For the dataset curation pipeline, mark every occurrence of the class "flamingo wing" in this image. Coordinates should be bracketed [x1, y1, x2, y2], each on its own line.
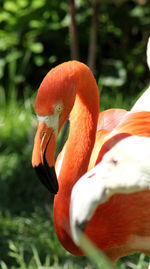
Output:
[88, 108, 127, 170]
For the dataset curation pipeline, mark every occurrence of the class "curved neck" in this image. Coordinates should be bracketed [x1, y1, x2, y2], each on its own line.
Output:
[54, 63, 99, 255]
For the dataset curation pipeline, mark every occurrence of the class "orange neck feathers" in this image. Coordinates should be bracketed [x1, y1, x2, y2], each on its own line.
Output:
[53, 62, 99, 254]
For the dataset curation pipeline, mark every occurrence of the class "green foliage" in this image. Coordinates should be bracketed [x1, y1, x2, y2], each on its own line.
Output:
[0, 210, 63, 266]
[97, 1, 150, 109]
[0, 0, 69, 100]
[0, 210, 95, 268]
[0, 94, 45, 214]
[0, 0, 150, 103]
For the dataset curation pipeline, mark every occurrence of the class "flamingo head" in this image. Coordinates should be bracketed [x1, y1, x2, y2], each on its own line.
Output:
[32, 62, 77, 194]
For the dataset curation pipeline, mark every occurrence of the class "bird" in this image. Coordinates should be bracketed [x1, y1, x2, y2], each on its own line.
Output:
[69, 37, 150, 264]
[32, 55, 150, 262]
[70, 135, 150, 250]
[32, 60, 128, 255]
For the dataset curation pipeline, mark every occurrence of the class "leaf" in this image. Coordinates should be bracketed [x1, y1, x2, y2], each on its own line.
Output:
[4, 1, 18, 13]
[31, 0, 46, 9]
[9, 241, 17, 252]
[99, 60, 127, 87]
[0, 59, 6, 79]
[0, 11, 11, 23]
[28, 42, 44, 54]
[130, 6, 145, 18]
[31, 245, 42, 267]
[29, 20, 45, 29]
[0, 261, 8, 269]
[34, 55, 45, 66]
[6, 51, 22, 62]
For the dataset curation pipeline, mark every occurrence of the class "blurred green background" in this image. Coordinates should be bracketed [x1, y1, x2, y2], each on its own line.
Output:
[0, 0, 150, 268]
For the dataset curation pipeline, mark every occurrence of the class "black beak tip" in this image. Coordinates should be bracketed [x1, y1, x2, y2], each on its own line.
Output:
[34, 133, 59, 194]
[34, 164, 59, 194]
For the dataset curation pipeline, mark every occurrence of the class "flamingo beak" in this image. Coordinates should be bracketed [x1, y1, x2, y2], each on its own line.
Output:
[32, 122, 59, 194]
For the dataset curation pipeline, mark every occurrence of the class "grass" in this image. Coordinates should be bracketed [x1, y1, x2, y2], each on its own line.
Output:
[0, 89, 149, 268]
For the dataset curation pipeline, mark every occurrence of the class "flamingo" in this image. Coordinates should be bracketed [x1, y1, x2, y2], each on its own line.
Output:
[32, 60, 128, 254]
[70, 38, 150, 263]
[32, 47, 150, 263]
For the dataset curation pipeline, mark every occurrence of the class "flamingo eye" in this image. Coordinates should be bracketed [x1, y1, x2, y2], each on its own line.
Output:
[55, 103, 63, 114]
